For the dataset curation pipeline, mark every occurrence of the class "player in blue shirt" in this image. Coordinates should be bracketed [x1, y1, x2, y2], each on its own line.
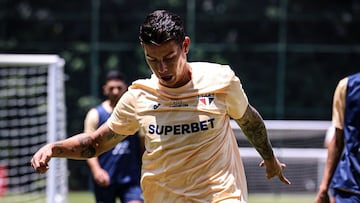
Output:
[84, 70, 143, 203]
[315, 72, 360, 203]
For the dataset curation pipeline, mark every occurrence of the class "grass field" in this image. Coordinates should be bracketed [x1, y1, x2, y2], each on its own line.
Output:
[68, 191, 316, 203]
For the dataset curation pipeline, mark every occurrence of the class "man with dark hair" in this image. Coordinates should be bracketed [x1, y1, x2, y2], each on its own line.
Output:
[31, 10, 290, 203]
[84, 70, 143, 203]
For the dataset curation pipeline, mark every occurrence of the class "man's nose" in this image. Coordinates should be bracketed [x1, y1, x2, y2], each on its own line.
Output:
[158, 61, 168, 73]
[112, 88, 119, 94]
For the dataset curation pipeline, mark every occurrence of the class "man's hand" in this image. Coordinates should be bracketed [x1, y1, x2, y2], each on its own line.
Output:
[93, 168, 111, 187]
[259, 157, 291, 185]
[314, 190, 330, 203]
[30, 143, 53, 173]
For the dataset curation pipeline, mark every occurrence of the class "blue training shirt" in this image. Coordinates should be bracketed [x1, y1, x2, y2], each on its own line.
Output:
[95, 105, 142, 185]
[331, 72, 360, 195]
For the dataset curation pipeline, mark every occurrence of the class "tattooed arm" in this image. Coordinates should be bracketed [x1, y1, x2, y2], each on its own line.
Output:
[235, 105, 291, 184]
[30, 124, 127, 173]
[235, 105, 274, 160]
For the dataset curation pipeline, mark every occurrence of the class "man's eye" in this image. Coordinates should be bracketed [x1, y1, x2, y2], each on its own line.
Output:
[147, 58, 157, 62]
[164, 57, 175, 62]
[110, 87, 122, 91]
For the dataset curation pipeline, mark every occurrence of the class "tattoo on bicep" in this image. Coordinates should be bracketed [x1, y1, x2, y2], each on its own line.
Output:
[106, 131, 126, 141]
[79, 136, 96, 158]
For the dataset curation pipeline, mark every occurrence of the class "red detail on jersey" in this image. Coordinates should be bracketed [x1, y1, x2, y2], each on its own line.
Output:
[199, 98, 207, 105]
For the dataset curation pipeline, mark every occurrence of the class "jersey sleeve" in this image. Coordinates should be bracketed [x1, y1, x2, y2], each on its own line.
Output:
[106, 90, 139, 135]
[226, 74, 249, 119]
[332, 77, 347, 130]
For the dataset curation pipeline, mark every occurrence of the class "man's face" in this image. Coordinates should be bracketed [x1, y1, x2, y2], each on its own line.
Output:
[103, 80, 127, 102]
[142, 37, 190, 88]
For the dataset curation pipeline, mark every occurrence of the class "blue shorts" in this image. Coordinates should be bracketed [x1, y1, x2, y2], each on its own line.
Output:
[333, 188, 360, 203]
[93, 182, 143, 203]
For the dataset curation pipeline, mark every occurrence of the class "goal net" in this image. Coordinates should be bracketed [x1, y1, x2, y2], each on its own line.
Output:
[0, 54, 67, 203]
[232, 119, 331, 195]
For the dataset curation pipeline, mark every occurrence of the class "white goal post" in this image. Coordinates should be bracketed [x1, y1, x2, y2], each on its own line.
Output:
[231, 119, 331, 194]
[0, 54, 67, 203]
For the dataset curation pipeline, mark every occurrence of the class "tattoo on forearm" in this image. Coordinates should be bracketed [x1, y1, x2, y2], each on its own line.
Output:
[237, 106, 274, 160]
[53, 143, 64, 156]
[79, 136, 96, 158]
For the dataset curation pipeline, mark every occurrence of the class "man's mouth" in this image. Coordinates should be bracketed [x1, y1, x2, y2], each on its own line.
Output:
[161, 75, 173, 81]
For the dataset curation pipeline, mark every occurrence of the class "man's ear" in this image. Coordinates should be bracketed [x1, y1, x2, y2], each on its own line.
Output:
[183, 36, 190, 54]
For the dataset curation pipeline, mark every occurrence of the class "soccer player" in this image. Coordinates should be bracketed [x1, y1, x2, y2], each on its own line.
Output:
[31, 10, 290, 203]
[84, 70, 143, 203]
[315, 72, 360, 203]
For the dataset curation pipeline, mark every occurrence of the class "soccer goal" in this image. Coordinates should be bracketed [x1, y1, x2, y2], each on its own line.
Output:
[232, 119, 331, 195]
[0, 54, 67, 203]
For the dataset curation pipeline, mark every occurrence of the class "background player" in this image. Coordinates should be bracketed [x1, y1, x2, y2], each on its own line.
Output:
[315, 72, 360, 203]
[84, 70, 143, 203]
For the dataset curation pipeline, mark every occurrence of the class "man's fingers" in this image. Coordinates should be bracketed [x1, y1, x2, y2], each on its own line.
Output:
[279, 174, 291, 185]
[31, 153, 50, 174]
[278, 163, 291, 184]
[260, 160, 291, 184]
[36, 166, 49, 174]
[31, 161, 49, 173]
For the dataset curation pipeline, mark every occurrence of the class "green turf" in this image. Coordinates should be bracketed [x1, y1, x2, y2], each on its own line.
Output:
[248, 193, 315, 203]
[68, 191, 94, 202]
[68, 191, 315, 203]
[68, 191, 121, 203]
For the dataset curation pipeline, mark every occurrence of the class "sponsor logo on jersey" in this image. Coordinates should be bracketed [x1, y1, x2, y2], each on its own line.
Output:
[170, 100, 188, 107]
[148, 118, 215, 135]
[198, 94, 215, 106]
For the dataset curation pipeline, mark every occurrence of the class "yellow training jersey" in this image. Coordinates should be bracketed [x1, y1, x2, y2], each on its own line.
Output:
[107, 62, 249, 203]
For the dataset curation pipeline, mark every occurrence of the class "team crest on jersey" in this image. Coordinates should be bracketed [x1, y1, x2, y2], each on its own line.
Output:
[198, 94, 215, 106]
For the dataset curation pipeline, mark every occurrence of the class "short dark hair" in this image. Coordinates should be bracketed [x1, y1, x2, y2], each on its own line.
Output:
[105, 70, 125, 83]
[139, 10, 185, 46]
